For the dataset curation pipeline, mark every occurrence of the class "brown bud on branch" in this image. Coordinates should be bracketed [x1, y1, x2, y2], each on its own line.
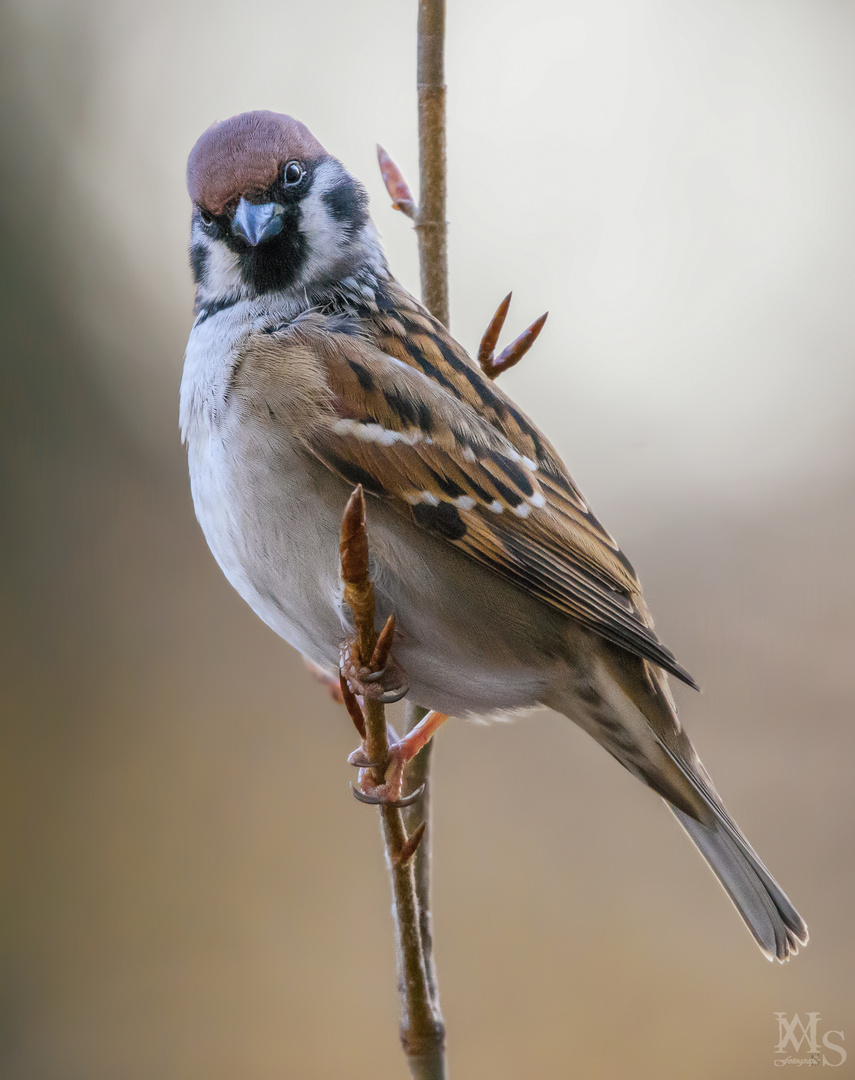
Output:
[377, 145, 417, 219]
[370, 614, 397, 675]
[339, 485, 377, 667]
[395, 819, 427, 866]
[478, 292, 549, 380]
[339, 672, 367, 740]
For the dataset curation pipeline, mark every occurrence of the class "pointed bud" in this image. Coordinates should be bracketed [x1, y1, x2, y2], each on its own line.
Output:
[377, 145, 417, 219]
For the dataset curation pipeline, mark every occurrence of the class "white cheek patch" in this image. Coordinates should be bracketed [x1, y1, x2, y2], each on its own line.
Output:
[299, 159, 348, 283]
[202, 237, 245, 297]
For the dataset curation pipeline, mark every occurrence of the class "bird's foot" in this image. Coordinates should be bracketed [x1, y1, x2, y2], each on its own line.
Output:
[339, 624, 409, 704]
[348, 710, 450, 806]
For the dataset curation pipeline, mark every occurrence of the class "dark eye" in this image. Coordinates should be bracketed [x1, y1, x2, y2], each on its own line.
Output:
[284, 161, 304, 186]
[199, 208, 214, 227]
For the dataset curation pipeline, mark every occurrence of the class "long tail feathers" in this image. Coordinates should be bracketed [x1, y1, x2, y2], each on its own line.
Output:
[669, 803, 808, 961]
[549, 651, 808, 960]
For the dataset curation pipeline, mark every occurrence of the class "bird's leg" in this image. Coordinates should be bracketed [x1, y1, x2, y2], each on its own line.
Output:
[349, 710, 450, 805]
[303, 656, 346, 703]
[339, 613, 409, 704]
[337, 590, 447, 807]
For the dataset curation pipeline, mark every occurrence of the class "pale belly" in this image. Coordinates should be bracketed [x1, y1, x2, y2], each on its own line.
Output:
[186, 411, 559, 717]
[188, 415, 348, 669]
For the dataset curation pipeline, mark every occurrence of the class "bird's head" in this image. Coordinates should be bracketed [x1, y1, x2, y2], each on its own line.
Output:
[187, 110, 382, 305]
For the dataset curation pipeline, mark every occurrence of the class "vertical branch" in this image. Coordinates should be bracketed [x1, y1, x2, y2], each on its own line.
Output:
[416, 0, 449, 328]
[350, 4, 451, 1075]
[381, 803, 445, 1079]
[406, 0, 448, 1053]
[329, 2, 551, 1076]
[400, 706, 439, 1007]
[341, 490, 446, 1079]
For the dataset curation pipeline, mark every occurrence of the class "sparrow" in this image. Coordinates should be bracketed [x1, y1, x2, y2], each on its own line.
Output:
[180, 110, 807, 961]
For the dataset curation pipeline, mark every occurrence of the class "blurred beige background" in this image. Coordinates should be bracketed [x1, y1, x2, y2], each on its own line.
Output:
[1, 1, 853, 1077]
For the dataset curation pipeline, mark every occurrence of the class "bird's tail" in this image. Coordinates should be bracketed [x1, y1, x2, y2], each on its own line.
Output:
[668, 799, 808, 961]
[547, 648, 808, 961]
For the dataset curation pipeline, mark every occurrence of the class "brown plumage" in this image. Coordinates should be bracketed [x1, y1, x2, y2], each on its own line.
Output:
[187, 110, 327, 215]
[252, 287, 697, 688]
[181, 110, 808, 961]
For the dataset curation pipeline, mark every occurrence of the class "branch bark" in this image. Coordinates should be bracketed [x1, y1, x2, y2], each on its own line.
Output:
[340, 490, 446, 1078]
[404, 3, 448, 1072]
[354, 6, 547, 1065]
[416, 0, 449, 329]
[344, 4, 450, 1075]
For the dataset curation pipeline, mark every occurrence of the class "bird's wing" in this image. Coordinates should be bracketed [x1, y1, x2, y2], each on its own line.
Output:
[257, 310, 697, 688]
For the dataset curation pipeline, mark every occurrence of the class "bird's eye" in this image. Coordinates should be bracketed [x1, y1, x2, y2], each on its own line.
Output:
[199, 208, 214, 227]
[284, 161, 304, 186]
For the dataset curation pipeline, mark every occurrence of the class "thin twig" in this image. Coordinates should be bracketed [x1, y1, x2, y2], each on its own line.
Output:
[416, 0, 449, 328]
[402, 5, 449, 1073]
[316, 2, 550, 1075]
[339, 488, 445, 1076]
[400, 706, 441, 1012]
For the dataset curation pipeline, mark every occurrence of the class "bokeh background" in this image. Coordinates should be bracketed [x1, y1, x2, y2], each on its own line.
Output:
[2, 0, 853, 1076]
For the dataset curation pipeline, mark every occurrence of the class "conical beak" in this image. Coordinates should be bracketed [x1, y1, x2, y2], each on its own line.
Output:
[231, 198, 285, 246]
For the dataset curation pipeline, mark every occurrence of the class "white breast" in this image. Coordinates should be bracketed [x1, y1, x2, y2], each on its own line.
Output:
[180, 302, 346, 669]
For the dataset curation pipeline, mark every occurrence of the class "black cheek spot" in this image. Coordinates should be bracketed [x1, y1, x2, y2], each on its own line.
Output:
[411, 501, 467, 541]
[190, 243, 208, 285]
[323, 177, 368, 231]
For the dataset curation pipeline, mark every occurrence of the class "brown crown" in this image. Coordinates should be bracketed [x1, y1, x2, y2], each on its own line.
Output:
[187, 111, 327, 215]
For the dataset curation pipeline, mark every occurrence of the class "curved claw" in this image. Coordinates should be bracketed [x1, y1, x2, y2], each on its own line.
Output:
[350, 782, 426, 808]
[339, 636, 410, 703]
[375, 683, 409, 704]
[351, 783, 387, 805]
[347, 747, 380, 768]
[392, 783, 426, 808]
